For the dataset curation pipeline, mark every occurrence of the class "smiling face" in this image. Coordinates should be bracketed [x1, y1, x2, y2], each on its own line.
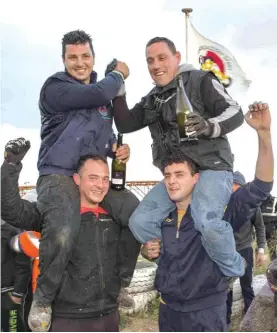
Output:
[146, 41, 181, 87]
[73, 159, 110, 208]
[63, 42, 94, 84]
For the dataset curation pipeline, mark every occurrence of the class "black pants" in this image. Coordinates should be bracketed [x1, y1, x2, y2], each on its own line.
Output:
[35, 175, 81, 306]
[50, 311, 120, 332]
[1, 292, 27, 332]
[226, 246, 254, 324]
[159, 303, 227, 332]
[265, 223, 277, 260]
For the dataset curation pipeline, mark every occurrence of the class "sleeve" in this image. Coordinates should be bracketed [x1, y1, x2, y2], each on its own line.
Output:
[112, 95, 147, 133]
[200, 74, 244, 138]
[1, 161, 41, 231]
[101, 188, 141, 287]
[44, 72, 124, 113]
[12, 253, 31, 296]
[226, 178, 273, 233]
[252, 208, 266, 250]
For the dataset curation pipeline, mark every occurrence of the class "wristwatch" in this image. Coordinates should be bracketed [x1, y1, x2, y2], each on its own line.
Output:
[258, 248, 265, 254]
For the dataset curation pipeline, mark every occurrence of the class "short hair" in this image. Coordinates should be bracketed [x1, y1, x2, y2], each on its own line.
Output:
[146, 37, 177, 54]
[62, 30, 95, 58]
[162, 152, 199, 175]
[76, 155, 108, 174]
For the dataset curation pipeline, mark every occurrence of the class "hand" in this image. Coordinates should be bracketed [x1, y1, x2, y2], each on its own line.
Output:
[141, 238, 161, 260]
[114, 61, 129, 79]
[112, 144, 130, 164]
[9, 292, 22, 304]
[256, 252, 267, 267]
[4, 138, 30, 165]
[185, 112, 213, 138]
[245, 102, 271, 132]
[105, 58, 118, 77]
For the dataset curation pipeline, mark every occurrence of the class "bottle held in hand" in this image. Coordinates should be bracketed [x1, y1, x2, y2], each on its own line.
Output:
[111, 133, 126, 191]
[176, 75, 197, 141]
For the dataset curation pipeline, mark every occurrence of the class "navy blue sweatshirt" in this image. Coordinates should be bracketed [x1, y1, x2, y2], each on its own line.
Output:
[156, 178, 273, 312]
[37, 71, 123, 176]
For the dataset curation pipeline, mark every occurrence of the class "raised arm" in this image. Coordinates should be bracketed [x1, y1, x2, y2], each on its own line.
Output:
[44, 72, 124, 113]
[226, 102, 274, 232]
[1, 138, 41, 231]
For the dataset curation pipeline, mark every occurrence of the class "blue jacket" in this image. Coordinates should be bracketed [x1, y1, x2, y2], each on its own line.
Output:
[155, 178, 273, 312]
[37, 70, 123, 176]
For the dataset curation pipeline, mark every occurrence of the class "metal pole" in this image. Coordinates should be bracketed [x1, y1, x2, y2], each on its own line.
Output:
[182, 8, 193, 62]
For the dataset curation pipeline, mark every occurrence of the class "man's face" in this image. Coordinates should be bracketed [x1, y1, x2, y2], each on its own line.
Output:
[164, 162, 199, 202]
[146, 41, 181, 87]
[73, 159, 110, 207]
[232, 183, 241, 193]
[63, 42, 94, 84]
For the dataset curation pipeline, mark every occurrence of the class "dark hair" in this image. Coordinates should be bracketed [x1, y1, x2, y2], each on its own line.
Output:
[162, 152, 199, 175]
[62, 30, 95, 58]
[77, 155, 108, 173]
[146, 37, 177, 54]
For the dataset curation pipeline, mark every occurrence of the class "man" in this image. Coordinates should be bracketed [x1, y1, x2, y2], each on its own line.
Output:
[261, 194, 277, 260]
[141, 101, 274, 331]
[1, 147, 141, 332]
[1, 219, 32, 332]
[226, 171, 266, 325]
[110, 37, 245, 280]
[33, 29, 131, 330]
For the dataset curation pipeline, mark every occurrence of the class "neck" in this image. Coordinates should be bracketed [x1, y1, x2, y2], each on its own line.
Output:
[81, 200, 99, 210]
[176, 196, 191, 213]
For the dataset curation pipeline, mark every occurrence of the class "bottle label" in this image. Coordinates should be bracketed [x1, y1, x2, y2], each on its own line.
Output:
[112, 178, 123, 185]
[112, 171, 124, 185]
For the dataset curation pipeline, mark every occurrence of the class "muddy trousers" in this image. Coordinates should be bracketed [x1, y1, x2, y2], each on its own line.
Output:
[35, 175, 80, 306]
[50, 310, 120, 332]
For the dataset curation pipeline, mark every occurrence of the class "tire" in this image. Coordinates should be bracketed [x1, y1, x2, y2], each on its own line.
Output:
[232, 274, 267, 302]
[125, 260, 157, 294]
[119, 290, 158, 315]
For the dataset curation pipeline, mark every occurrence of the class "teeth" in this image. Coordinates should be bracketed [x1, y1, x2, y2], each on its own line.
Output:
[156, 72, 165, 76]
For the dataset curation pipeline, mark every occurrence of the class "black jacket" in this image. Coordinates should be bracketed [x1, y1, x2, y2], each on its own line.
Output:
[1, 161, 141, 317]
[113, 65, 244, 171]
[1, 220, 31, 297]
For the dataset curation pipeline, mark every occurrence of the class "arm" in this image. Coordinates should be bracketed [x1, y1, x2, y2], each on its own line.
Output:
[44, 72, 124, 113]
[200, 74, 244, 137]
[101, 188, 141, 286]
[112, 96, 147, 133]
[226, 102, 274, 232]
[1, 161, 41, 231]
[12, 253, 31, 298]
[253, 208, 266, 251]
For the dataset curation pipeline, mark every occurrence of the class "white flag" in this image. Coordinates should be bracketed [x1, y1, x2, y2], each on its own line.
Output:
[187, 19, 251, 91]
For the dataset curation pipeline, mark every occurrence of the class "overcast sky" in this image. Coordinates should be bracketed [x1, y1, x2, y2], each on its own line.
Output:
[1, 0, 277, 195]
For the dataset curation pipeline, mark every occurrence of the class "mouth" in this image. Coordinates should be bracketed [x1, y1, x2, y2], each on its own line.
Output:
[91, 190, 104, 196]
[74, 69, 86, 75]
[154, 71, 166, 77]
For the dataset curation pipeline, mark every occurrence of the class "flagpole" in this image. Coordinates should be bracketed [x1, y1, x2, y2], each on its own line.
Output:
[182, 8, 193, 62]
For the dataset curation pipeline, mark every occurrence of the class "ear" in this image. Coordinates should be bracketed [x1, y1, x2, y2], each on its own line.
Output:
[194, 172, 200, 185]
[176, 51, 181, 64]
[73, 173, 80, 186]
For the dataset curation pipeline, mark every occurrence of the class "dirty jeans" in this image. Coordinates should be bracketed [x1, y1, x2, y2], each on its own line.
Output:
[35, 175, 80, 306]
[129, 170, 244, 277]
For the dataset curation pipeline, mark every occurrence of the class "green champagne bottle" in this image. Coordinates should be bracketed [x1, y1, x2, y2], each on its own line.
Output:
[176, 75, 196, 140]
[111, 133, 126, 191]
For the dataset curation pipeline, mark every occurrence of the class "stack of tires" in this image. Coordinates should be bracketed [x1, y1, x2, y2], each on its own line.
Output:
[120, 259, 158, 314]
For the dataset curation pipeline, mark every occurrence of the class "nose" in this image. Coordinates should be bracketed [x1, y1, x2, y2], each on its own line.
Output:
[95, 177, 105, 189]
[168, 175, 176, 185]
[76, 57, 84, 68]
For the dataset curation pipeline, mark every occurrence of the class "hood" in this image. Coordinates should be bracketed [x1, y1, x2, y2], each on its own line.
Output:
[177, 63, 197, 75]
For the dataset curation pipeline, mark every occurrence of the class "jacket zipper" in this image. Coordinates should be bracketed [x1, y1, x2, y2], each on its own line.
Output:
[95, 219, 105, 316]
